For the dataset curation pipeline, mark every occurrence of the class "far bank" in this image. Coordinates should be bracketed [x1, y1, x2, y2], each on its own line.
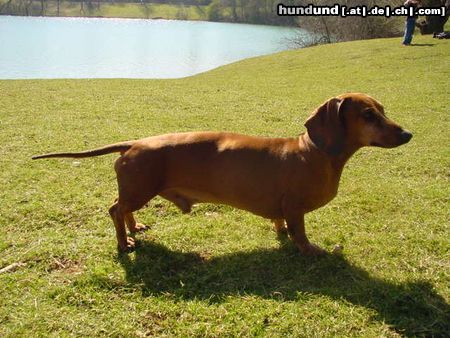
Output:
[0, 0, 296, 26]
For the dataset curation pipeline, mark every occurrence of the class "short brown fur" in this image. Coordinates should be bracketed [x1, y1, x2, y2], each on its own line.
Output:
[33, 93, 412, 255]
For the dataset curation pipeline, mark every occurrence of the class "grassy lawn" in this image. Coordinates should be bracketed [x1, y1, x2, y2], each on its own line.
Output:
[0, 35, 449, 336]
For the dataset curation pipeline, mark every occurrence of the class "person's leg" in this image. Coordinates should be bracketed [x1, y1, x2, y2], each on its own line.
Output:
[403, 18, 416, 45]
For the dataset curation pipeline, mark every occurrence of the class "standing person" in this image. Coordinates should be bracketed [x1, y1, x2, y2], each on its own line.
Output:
[403, 0, 421, 45]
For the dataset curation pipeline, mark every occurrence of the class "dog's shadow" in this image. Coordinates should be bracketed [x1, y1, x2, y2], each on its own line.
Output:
[117, 239, 449, 336]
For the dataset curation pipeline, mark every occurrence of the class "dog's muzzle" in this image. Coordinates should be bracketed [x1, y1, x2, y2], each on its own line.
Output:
[398, 130, 413, 145]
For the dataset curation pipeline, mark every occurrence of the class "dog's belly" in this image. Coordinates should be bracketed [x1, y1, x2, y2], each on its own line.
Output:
[159, 186, 284, 219]
[153, 140, 292, 219]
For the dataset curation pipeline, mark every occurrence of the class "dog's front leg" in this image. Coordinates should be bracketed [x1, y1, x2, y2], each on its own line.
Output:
[285, 214, 327, 256]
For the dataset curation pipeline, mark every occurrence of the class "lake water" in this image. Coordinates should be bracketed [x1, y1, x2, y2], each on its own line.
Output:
[0, 16, 302, 79]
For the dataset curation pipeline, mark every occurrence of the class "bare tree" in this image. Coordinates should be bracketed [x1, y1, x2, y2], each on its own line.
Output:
[0, 0, 12, 13]
[140, 0, 153, 19]
[293, 0, 402, 47]
[40, 0, 45, 15]
[80, 0, 85, 15]
[25, 0, 33, 15]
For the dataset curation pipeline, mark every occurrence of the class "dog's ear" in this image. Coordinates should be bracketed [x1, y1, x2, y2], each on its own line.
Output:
[304, 97, 347, 155]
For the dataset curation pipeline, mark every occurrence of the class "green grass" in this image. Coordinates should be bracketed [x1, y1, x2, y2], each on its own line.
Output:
[1, 35, 449, 336]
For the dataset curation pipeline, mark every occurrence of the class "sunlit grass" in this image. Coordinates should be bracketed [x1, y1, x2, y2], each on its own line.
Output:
[0, 35, 449, 336]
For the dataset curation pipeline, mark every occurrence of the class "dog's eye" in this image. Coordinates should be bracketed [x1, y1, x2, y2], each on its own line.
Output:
[362, 110, 377, 122]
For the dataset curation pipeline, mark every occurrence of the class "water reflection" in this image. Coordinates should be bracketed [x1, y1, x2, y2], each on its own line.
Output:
[0, 16, 304, 79]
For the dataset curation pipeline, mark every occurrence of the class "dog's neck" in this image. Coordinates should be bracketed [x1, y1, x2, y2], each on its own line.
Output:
[332, 144, 361, 169]
[301, 132, 360, 171]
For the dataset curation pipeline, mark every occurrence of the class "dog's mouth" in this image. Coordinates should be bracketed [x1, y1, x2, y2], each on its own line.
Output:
[370, 141, 383, 147]
[370, 130, 413, 148]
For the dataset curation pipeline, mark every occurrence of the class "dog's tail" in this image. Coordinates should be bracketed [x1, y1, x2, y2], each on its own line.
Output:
[32, 141, 134, 160]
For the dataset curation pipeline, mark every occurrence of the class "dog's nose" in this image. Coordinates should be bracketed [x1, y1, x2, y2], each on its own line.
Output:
[399, 130, 413, 144]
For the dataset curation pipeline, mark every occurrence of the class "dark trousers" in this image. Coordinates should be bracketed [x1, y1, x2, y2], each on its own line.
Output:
[403, 18, 416, 45]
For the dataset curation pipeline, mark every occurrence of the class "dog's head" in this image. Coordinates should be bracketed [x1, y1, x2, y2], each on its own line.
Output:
[305, 93, 412, 155]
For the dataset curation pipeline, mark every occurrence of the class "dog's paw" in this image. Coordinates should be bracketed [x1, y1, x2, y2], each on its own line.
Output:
[119, 237, 137, 253]
[272, 220, 287, 234]
[130, 223, 148, 233]
[299, 243, 327, 256]
[273, 224, 288, 235]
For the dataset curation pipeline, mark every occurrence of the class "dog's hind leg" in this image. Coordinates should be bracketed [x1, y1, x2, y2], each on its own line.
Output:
[109, 202, 135, 252]
[124, 212, 148, 233]
[272, 219, 287, 234]
[111, 150, 163, 251]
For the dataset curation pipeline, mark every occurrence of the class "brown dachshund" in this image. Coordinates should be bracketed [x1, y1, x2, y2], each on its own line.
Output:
[33, 93, 412, 256]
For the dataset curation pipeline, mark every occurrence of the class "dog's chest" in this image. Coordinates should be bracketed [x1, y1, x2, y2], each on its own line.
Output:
[291, 167, 340, 213]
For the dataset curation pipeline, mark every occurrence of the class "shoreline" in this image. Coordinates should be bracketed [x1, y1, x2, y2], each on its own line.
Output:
[0, 13, 295, 28]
